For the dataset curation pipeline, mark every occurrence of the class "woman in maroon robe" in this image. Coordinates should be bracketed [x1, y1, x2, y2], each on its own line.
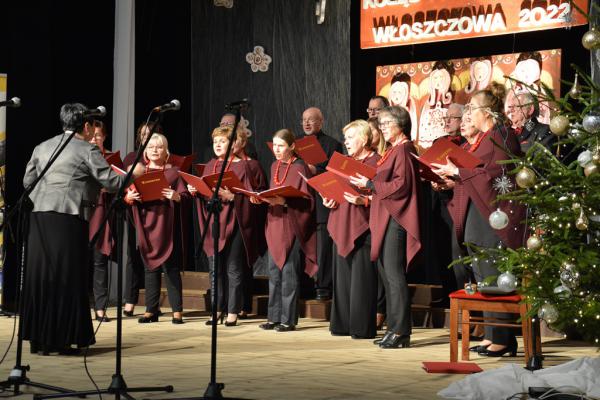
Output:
[88, 120, 115, 322]
[122, 122, 163, 317]
[351, 106, 421, 349]
[432, 84, 526, 357]
[257, 129, 317, 332]
[189, 126, 267, 326]
[324, 120, 380, 339]
[125, 133, 189, 324]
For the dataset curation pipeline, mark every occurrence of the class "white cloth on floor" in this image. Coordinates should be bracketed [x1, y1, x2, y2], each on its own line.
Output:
[438, 357, 600, 399]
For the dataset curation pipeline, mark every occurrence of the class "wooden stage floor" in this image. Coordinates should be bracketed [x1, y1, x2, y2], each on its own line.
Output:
[0, 309, 596, 399]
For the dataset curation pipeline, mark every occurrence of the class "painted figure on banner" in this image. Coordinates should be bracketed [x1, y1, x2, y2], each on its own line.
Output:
[506, 51, 551, 124]
[418, 61, 454, 149]
[387, 72, 418, 143]
[465, 56, 493, 94]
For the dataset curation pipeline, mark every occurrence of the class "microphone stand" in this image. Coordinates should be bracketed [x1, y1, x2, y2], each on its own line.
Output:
[172, 102, 248, 400]
[34, 111, 174, 400]
[0, 131, 82, 396]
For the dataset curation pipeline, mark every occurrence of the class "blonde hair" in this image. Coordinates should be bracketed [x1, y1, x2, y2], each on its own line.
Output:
[144, 133, 170, 163]
[343, 119, 372, 150]
[367, 117, 387, 155]
[211, 126, 247, 145]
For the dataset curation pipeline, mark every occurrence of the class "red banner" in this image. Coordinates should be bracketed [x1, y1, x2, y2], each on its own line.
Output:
[375, 49, 562, 148]
[361, 0, 588, 49]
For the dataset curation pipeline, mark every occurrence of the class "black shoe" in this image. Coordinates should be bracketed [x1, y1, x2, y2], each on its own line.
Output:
[138, 313, 159, 323]
[224, 319, 238, 327]
[379, 334, 410, 349]
[274, 324, 296, 332]
[123, 309, 134, 317]
[95, 312, 111, 322]
[259, 322, 279, 330]
[478, 343, 517, 357]
[172, 317, 184, 324]
[373, 331, 393, 345]
[205, 313, 224, 325]
[315, 289, 331, 301]
[469, 344, 489, 353]
[238, 311, 249, 320]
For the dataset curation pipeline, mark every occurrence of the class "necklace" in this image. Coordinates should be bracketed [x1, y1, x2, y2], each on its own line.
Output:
[145, 163, 166, 173]
[462, 130, 489, 153]
[273, 157, 296, 186]
[212, 156, 235, 174]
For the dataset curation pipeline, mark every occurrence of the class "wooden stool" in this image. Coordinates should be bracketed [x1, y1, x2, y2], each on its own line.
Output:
[449, 289, 541, 363]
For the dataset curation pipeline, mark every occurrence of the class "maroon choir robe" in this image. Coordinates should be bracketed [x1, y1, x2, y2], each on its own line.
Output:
[88, 190, 114, 256]
[131, 167, 189, 270]
[197, 159, 267, 266]
[447, 126, 526, 250]
[369, 142, 422, 269]
[327, 152, 380, 257]
[265, 159, 318, 276]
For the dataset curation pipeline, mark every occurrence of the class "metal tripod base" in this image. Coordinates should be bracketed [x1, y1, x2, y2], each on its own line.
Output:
[161, 381, 250, 400]
[526, 355, 544, 371]
[0, 364, 75, 396]
[32, 373, 173, 400]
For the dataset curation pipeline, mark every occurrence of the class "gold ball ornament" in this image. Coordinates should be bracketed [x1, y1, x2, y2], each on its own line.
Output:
[550, 115, 570, 136]
[516, 167, 536, 188]
[584, 163, 599, 177]
[526, 235, 542, 251]
[576, 215, 589, 230]
[582, 28, 600, 50]
[592, 152, 600, 166]
[569, 73, 583, 99]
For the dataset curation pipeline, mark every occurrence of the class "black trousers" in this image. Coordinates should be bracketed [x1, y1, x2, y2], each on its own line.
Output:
[267, 240, 302, 326]
[315, 222, 333, 291]
[330, 233, 377, 338]
[124, 217, 144, 305]
[376, 273, 386, 314]
[377, 219, 411, 337]
[464, 203, 516, 346]
[208, 226, 245, 314]
[144, 260, 183, 314]
[92, 248, 109, 311]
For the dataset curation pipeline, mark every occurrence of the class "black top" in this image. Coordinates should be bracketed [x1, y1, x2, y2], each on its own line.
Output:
[517, 117, 555, 154]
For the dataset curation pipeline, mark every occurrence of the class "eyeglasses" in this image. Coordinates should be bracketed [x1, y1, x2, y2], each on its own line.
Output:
[378, 120, 396, 128]
[443, 116, 461, 122]
[301, 118, 319, 124]
[220, 121, 234, 127]
[366, 107, 382, 113]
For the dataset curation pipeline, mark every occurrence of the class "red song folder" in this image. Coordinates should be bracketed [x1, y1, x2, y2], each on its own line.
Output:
[232, 186, 309, 201]
[169, 153, 195, 173]
[132, 170, 171, 202]
[194, 163, 206, 176]
[413, 138, 483, 182]
[305, 171, 360, 204]
[326, 151, 377, 180]
[294, 135, 328, 165]
[178, 171, 213, 198]
[104, 150, 124, 170]
[421, 361, 482, 374]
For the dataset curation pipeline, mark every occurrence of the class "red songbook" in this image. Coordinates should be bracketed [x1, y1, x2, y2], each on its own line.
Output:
[233, 186, 309, 201]
[294, 135, 328, 165]
[133, 170, 171, 202]
[194, 163, 206, 176]
[105, 151, 124, 170]
[169, 153, 195, 173]
[326, 151, 377, 180]
[413, 138, 483, 182]
[305, 171, 360, 204]
[202, 171, 246, 192]
[421, 361, 482, 374]
[178, 171, 213, 198]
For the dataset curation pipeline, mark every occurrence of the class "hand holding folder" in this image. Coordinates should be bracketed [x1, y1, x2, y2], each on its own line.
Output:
[178, 170, 245, 198]
[303, 171, 360, 204]
[413, 138, 483, 182]
[111, 165, 171, 202]
[232, 185, 309, 202]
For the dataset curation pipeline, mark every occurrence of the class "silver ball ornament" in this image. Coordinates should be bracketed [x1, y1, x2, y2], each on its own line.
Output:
[549, 115, 570, 136]
[582, 28, 600, 50]
[569, 123, 585, 139]
[553, 284, 572, 299]
[582, 112, 600, 134]
[538, 303, 559, 324]
[489, 208, 509, 230]
[516, 167, 536, 189]
[560, 262, 580, 289]
[578, 150, 593, 167]
[526, 235, 542, 251]
[497, 272, 518, 290]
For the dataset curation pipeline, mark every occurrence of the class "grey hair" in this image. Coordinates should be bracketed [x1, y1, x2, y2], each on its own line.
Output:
[60, 103, 89, 132]
[517, 91, 539, 118]
[378, 105, 412, 139]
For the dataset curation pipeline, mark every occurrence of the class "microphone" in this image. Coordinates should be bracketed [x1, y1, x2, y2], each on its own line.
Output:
[81, 106, 107, 118]
[153, 99, 181, 113]
[225, 99, 251, 111]
[0, 97, 21, 108]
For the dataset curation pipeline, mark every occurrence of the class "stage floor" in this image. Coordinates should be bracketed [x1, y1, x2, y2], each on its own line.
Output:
[0, 309, 596, 399]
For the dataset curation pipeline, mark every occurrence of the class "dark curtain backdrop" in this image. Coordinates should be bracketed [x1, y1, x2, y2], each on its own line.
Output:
[190, 0, 351, 170]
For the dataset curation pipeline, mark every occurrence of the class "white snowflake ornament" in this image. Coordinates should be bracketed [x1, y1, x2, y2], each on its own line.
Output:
[246, 46, 272, 73]
[493, 175, 514, 195]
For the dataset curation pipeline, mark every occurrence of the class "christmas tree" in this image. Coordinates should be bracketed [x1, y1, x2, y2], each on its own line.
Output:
[458, 12, 600, 346]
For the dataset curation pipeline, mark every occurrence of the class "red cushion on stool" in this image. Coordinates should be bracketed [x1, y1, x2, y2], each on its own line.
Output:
[449, 289, 522, 303]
